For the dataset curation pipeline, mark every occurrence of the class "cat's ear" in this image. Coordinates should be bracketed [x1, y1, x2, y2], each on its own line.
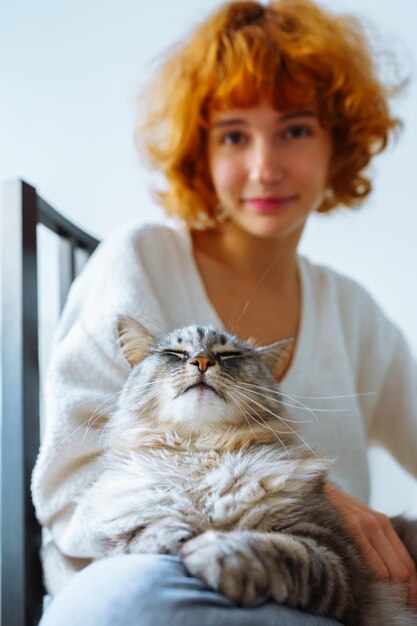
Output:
[116, 316, 156, 368]
[256, 338, 295, 381]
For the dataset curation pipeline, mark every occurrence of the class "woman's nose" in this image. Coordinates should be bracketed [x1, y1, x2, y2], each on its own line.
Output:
[249, 141, 284, 185]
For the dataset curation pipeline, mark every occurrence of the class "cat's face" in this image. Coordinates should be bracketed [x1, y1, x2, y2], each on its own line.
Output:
[116, 317, 292, 436]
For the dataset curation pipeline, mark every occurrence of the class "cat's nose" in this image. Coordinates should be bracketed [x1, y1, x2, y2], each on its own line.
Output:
[190, 355, 215, 373]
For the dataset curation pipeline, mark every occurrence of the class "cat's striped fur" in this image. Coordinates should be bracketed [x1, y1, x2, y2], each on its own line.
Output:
[79, 318, 417, 625]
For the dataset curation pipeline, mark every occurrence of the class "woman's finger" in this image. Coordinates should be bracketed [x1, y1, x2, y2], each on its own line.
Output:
[345, 513, 390, 579]
[325, 482, 417, 609]
[379, 521, 417, 611]
[378, 519, 417, 581]
[352, 512, 417, 610]
[364, 519, 411, 579]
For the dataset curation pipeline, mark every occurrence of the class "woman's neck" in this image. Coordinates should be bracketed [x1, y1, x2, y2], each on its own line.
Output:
[191, 219, 302, 286]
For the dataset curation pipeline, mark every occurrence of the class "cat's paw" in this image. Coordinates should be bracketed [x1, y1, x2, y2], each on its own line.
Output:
[179, 530, 277, 606]
[129, 516, 200, 555]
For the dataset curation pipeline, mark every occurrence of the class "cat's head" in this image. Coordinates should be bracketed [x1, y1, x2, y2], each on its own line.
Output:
[115, 316, 293, 439]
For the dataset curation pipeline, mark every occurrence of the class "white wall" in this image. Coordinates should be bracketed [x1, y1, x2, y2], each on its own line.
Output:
[1, 0, 416, 514]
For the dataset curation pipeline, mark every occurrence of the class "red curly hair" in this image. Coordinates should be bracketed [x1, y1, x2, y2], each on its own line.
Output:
[138, 0, 403, 227]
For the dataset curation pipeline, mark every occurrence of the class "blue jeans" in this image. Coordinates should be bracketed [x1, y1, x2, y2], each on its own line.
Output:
[40, 554, 341, 626]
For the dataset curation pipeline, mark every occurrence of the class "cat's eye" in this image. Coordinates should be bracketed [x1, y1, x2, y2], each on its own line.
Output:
[217, 351, 244, 361]
[161, 350, 188, 360]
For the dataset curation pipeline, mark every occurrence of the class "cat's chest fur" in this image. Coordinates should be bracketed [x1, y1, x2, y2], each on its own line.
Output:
[99, 442, 326, 533]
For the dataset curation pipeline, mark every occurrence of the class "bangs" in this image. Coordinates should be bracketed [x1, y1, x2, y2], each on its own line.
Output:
[204, 24, 318, 117]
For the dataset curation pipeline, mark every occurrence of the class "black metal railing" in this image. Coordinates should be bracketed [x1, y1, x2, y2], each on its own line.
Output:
[1, 180, 99, 626]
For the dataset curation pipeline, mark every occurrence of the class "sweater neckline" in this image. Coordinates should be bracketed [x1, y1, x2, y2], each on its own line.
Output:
[177, 223, 312, 387]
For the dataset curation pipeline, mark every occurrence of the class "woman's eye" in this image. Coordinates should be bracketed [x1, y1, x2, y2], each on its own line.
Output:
[282, 125, 312, 140]
[221, 131, 246, 146]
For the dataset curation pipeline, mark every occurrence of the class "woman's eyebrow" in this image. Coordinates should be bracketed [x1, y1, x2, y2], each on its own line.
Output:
[211, 118, 248, 128]
[211, 109, 318, 128]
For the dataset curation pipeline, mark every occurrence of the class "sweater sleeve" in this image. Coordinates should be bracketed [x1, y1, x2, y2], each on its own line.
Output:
[324, 267, 417, 483]
[367, 323, 417, 479]
[31, 222, 172, 567]
[31, 320, 127, 559]
[347, 277, 417, 478]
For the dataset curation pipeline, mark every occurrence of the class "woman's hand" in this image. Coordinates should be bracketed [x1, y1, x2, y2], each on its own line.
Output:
[324, 481, 417, 611]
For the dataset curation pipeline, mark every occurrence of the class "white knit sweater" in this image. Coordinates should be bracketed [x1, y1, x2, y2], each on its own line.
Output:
[31, 220, 417, 596]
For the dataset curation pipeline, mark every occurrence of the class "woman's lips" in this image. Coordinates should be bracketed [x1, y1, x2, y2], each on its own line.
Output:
[244, 196, 297, 213]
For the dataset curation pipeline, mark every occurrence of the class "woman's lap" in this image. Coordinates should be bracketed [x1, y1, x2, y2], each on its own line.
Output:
[40, 554, 341, 626]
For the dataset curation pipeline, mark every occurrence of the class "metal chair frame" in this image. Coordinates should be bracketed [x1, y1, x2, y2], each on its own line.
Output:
[1, 179, 99, 626]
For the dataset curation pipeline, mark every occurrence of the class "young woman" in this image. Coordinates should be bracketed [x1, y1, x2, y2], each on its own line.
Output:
[35, 1, 417, 624]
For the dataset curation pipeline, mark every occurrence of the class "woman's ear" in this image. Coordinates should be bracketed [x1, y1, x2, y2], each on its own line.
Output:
[116, 316, 156, 368]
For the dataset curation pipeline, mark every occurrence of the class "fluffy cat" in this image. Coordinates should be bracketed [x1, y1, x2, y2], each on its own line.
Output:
[79, 317, 417, 626]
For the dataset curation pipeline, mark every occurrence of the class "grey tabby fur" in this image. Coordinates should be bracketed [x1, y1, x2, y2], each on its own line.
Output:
[79, 318, 417, 626]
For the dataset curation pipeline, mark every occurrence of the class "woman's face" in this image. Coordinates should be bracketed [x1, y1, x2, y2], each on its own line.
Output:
[207, 100, 333, 240]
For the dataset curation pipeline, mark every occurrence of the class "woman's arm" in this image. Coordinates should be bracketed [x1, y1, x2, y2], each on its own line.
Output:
[31, 223, 172, 594]
[32, 319, 128, 556]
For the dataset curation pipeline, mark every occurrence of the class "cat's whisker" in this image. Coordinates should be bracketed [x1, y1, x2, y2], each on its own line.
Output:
[123, 378, 168, 410]
[65, 372, 168, 414]
[85, 386, 143, 432]
[229, 388, 294, 435]
[237, 380, 328, 422]
[278, 391, 377, 401]
[129, 384, 165, 413]
[229, 382, 315, 424]
[81, 399, 124, 446]
[238, 379, 354, 422]
[54, 421, 92, 451]
[220, 373, 311, 424]
[84, 394, 123, 429]
[55, 378, 167, 450]
[131, 393, 160, 415]
[227, 388, 292, 457]
[54, 397, 125, 450]
[220, 374, 283, 423]
[224, 389, 256, 438]
[134, 394, 161, 418]
[65, 389, 124, 411]
[123, 378, 167, 399]
[98, 419, 113, 449]
[232, 387, 317, 456]
[229, 387, 295, 436]
[80, 381, 162, 421]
